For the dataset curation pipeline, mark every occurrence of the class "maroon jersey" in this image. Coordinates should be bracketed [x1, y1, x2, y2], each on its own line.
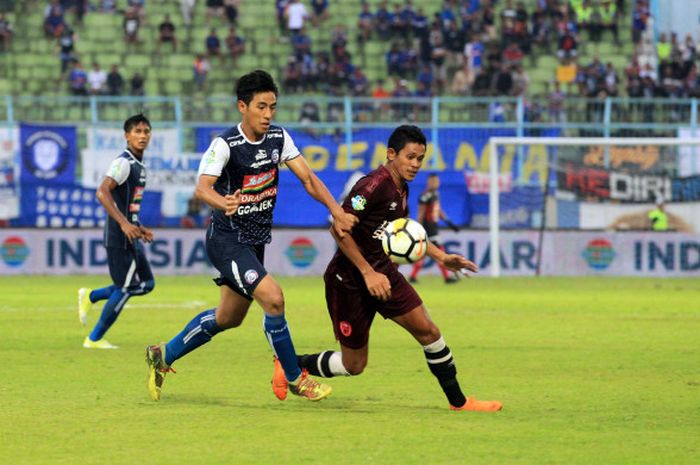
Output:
[419, 189, 440, 223]
[326, 165, 408, 276]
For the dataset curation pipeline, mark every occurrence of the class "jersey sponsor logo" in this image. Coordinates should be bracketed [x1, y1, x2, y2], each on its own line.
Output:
[255, 150, 267, 160]
[242, 168, 276, 192]
[110, 162, 122, 178]
[389, 201, 398, 210]
[351, 195, 366, 211]
[133, 186, 144, 201]
[228, 138, 246, 147]
[372, 220, 390, 240]
[266, 132, 283, 139]
[202, 148, 218, 167]
[339, 321, 352, 337]
[250, 159, 272, 169]
[129, 203, 141, 213]
[240, 186, 277, 204]
[237, 199, 274, 215]
[244, 269, 259, 284]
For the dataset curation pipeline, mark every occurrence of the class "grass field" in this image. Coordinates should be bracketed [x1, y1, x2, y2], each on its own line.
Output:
[1, 275, 698, 465]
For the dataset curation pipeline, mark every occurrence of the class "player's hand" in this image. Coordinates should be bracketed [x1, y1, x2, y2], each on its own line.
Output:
[224, 189, 241, 216]
[120, 222, 142, 243]
[443, 254, 478, 274]
[364, 270, 391, 302]
[139, 225, 154, 243]
[332, 211, 358, 238]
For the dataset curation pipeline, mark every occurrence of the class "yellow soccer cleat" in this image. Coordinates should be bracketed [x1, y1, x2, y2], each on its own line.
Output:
[145, 343, 175, 401]
[288, 371, 332, 401]
[78, 288, 92, 326]
[83, 336, 119, 349]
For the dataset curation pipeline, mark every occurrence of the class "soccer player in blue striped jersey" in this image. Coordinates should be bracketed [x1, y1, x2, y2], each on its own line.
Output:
[145, 70, 357, 401]
[78, 113, 155, 349]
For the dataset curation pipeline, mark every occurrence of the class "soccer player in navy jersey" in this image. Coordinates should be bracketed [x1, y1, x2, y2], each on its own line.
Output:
[273, 125, 503, 412]
[145, 70, 357, 402]
[78, 113, 155, 349]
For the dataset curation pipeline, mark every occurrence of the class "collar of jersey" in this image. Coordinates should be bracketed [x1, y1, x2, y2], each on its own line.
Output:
[124, 148, 145, 166]
[237, 123, 267, 145]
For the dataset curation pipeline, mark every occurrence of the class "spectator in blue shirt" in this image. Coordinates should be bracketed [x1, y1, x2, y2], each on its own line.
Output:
[68, 60, 88, 95]
[205, 28, 222, 62]
[357, 2, 374, 42]
[375, 0, 391, 40]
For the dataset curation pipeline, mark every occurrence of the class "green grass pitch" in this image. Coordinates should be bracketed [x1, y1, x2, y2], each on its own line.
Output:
[1, 275, 698, 465]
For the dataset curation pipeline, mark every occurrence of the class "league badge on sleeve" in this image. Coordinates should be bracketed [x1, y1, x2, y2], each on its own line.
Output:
[351, 195, 366, 211]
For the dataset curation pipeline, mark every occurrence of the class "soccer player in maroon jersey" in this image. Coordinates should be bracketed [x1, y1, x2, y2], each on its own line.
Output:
[409, 173, 461, 284]
[272, 125, 503, 412]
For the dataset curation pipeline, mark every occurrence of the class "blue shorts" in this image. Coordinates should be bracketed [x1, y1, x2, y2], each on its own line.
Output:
[206, 234, 267, 301]
[106, 241, 154, 290]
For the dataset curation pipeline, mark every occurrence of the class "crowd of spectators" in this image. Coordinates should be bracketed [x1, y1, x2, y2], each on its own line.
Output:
[12, 0, 700, 111]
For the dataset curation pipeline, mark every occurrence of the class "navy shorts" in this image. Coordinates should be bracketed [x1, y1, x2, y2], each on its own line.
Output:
[323, 266, 423, 350]
[106, 241, 154, 290]
[206, 234, 267, 301]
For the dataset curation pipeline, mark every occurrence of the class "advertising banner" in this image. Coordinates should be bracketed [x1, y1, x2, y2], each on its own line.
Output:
[20, 123, 77, 184]
[82, 140, 199, 219]
[2, 229, 699, 277]
[0, 127, 19, 220]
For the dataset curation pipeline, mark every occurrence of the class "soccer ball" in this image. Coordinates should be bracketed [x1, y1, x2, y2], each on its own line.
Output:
[382, 218, 428, 264]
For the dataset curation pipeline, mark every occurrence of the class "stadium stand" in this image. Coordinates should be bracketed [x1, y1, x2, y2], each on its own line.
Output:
[0, 0, 634, 95]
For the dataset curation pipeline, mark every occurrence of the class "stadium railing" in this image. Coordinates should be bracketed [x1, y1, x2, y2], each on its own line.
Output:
[0, 96, 697, 152]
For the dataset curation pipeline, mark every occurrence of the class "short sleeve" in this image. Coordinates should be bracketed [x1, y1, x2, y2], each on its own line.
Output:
[280, 128, 301, 164]
[197, 137, 230, 177]
[342, 175, 378, 221]
[105, 157, 131, 185]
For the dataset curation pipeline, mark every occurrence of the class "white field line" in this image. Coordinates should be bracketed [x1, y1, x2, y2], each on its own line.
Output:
[0, 300, 207, 312]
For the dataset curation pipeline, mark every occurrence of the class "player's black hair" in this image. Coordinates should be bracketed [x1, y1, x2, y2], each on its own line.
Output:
[124, 113, 151, 132]
[427, 173, 439, 178]
[236, 70, 279, 105]
[387, 125, 427, 153]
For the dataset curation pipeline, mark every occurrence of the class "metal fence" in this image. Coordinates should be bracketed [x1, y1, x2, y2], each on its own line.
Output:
[1, 95, 697, 151]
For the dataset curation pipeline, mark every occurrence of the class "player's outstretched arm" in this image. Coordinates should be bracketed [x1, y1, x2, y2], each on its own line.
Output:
[287, 156, 357, 237]
[96, 176, 142, 243]
[330, 227, 392, 301]
[426, 241, 478, 274]
[194, 174, 241, 216]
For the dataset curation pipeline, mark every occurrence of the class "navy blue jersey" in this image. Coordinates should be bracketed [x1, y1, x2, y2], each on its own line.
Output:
[103, 149, 147, 249]
[197, 123, 300, 244]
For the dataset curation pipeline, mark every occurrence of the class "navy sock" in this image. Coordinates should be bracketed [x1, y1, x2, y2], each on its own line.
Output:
[264, 314, 302, 382]
[89, 285, 117, 304]
[89, 288, 129, 341]
[165, 309, 221, 366]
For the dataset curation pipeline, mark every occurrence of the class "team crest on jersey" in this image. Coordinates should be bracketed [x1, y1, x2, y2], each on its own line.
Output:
[339, 321, 352, 337]
[271, 149, 280, 164]
[351, 195, 366, 211]
[244, 269, 259, 284]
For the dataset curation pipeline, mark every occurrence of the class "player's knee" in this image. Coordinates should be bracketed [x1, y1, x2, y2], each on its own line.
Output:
[415, 325, 441, 345]
[262, 294, 285, 316]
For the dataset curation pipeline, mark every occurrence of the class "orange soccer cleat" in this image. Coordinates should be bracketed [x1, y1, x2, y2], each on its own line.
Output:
[271, 357, 289, 401]
[450, 397, 503, 412]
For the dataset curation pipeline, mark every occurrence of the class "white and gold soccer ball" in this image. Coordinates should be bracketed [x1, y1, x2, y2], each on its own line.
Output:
[382, 218, 428, 264]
